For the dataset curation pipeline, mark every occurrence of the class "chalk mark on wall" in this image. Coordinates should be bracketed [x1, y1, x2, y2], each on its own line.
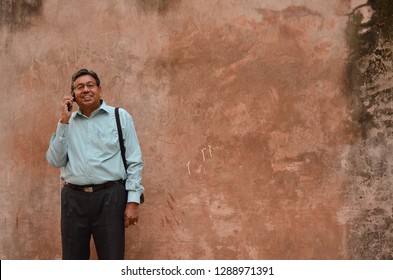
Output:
[187, 161, 191, 175]
[201, 148, 206, 162]
[187, 144, 222, 176]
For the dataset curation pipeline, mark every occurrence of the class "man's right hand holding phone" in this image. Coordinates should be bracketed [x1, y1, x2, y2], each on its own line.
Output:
[60, 95, 74, 124]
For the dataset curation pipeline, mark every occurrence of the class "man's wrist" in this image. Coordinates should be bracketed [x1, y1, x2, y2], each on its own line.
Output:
[59, 117, 69, 124]
[126, 202, 139, 211]
[127, 202, 139, 206]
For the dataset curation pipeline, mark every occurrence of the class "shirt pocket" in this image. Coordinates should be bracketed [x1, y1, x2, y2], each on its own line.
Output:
[91, 127, 119, 157]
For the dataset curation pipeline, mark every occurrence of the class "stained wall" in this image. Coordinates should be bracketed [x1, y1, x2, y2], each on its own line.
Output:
[0, 0, 391, 259]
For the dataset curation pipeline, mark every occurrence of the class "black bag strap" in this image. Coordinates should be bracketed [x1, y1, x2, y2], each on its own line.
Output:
[115, 107, 127, 170]
[115, 107, 144, 204]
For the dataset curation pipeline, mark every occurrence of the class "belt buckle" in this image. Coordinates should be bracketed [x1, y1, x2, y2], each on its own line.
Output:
[83, 187, 94, 193]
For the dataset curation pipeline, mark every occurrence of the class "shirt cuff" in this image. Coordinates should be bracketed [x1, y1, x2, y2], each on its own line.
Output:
[127, 191, 143, 204]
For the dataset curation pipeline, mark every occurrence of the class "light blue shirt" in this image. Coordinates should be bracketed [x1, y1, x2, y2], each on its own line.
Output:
[46, 100, 144, 203]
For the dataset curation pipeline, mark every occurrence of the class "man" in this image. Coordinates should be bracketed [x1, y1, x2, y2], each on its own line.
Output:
[46, 69, 144, 260]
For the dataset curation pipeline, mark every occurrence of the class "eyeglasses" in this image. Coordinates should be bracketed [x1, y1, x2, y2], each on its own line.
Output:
[74, 82, 97, 92]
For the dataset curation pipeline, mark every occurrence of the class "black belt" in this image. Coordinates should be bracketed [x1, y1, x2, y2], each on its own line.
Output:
[64, 180, 123, 193]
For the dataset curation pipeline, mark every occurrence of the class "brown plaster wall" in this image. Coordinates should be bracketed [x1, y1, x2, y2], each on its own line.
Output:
[0, 0, 391, 259]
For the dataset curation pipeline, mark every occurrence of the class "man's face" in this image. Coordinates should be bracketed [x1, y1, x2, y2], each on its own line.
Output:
[73, 74, 102, 112]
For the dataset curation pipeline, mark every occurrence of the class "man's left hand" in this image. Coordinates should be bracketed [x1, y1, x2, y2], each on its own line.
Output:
[124, 202, 139, 227]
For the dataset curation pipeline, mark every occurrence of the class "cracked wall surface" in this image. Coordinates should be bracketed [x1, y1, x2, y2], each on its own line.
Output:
[0, 0, 392, 259]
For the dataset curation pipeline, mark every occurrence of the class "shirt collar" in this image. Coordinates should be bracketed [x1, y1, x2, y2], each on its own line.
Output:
[98, 100, 111, 113]
[74, 99, 110, 119]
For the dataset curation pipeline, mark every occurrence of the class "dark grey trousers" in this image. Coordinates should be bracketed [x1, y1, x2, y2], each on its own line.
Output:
[61, 182, 127, 260]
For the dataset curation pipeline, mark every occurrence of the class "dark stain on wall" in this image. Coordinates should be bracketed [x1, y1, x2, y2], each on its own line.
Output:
[136, 0, 181, 15]
[346, 0, 393, 259]
[0, 0, 42, 29]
